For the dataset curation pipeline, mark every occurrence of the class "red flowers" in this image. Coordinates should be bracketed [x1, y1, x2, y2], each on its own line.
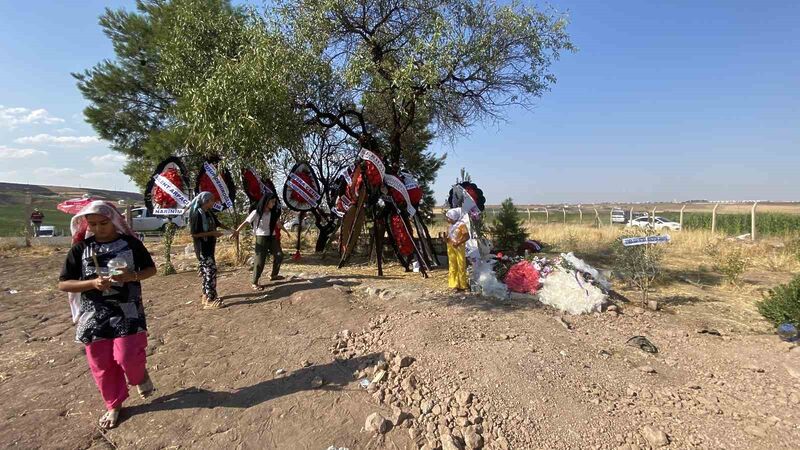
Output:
[504, 261, 541, 294]
[390, 214, 414, 256]
[198, 174, 220, 203]
[242, 169, 263, 202]
[365, 162, 383, 187]
[152, 168, 182, 208]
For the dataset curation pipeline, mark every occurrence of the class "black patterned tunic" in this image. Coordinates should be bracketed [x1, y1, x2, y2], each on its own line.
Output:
[59, 235, 155, 344]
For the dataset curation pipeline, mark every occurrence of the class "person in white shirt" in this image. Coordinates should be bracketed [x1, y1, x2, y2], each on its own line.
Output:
[232, 193, 284, 290]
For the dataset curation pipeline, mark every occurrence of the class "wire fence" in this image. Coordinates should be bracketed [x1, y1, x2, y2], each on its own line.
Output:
[470, 202, 800, 238]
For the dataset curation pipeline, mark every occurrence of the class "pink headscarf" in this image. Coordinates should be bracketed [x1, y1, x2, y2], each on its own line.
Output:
[70, 201, 137, 244]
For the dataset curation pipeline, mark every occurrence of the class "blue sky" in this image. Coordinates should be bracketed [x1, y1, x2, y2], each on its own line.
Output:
[1, 1, 797, 203]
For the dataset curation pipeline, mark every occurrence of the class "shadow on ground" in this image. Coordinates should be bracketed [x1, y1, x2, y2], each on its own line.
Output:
[121, 353, 381, 424]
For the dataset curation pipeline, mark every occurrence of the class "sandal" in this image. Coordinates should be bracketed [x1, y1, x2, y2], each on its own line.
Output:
[270, 275, 285, 281]
[136, 372, 155, 399]
[200, 294, 208, 307]
[204, 299, 223, 309]
[98, 408, 120, 429]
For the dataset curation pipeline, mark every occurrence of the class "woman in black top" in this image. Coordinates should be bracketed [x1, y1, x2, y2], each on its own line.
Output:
[188, 191, 227, 309]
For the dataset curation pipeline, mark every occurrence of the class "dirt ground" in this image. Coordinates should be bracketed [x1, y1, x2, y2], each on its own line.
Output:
[1, 242, 799, 450]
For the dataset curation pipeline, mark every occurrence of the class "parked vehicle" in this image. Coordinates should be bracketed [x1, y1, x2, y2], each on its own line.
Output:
[627, 216, 681, 231]
[127, 207, 185, 232]
[611, 209, 627, 223]
[36, 225, 56, 237]
[283, 215, 313, 233]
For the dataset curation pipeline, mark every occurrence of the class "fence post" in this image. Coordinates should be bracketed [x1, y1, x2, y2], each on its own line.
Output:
[24, 193, 32, 247]
[578, 207, 583, 224]
[544, 207, 549, 224]
[629, 207, 634, 223]
[562, 207, 566, 224]
[125, 204, 133, 230]
[711, 203, 720, 234]
[594, 208, 601, 228]
[679, 204, 686, 231]
[609, 209, 613, 227]
[751, 201, 758, 241]
[527, 208, 531, 222]
[651, 206, 656, 226]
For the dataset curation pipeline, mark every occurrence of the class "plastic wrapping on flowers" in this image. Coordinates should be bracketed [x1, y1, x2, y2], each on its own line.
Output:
[471, 259, 508, 300]
[538, 267, 607, 315]
[561, 252, 611, 291]
[504, 261, 541, 294]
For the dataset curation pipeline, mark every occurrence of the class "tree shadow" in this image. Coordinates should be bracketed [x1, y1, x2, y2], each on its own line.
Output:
[661, 295, 708, 308]
[222, 276, 361, 307]
[660, 267, 722, 287]
[121, 353, 382, 424]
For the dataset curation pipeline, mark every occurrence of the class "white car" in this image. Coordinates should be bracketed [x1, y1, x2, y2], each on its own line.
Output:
[128, 207, 185, 232]
[611, 209, 626, 223]
[36, 225, 56, 237]
[283, 215, 313, 232]
[627, 216, 681, 231]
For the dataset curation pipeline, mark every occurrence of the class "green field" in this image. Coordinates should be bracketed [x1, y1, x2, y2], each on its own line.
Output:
[0, 183, 141, 237]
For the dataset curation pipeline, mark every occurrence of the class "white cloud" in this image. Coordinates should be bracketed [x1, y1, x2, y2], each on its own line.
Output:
[90, 153, 127, 168]
[0, 105, 64, 128]
[34, 167, 77, 177]
[0, 145, 48, 159]
[79, 171, 117, 179]
[56, 127, 76, 134]
[14, 133, 100, 147]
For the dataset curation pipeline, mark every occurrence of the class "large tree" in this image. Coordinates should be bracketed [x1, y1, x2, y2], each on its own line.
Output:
[277, 0, 574, 166]
[78, 0, 572, 208]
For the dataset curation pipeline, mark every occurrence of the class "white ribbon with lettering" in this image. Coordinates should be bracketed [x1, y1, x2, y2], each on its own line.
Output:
[385, 174, 416, 216]
[203, 162, 233, 211]
[358, 149, 385, 181]
[153, 174, 190, 208]
[402, 175, 419, 191]
[288, 173, 320, 207]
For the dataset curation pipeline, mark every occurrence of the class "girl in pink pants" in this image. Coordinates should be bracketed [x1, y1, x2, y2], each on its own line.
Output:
[58, 201, 158, 429]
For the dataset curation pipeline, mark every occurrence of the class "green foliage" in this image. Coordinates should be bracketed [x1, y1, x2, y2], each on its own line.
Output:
[758, 275, 800, 327]
[490, 198, 527, 253]
[612, 230, 664, 304]
[713, 246, 749, 285]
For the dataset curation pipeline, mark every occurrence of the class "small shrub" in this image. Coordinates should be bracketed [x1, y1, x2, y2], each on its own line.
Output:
[762, 250, 793, 272]
[561, 228, 580, 252]
[757, 275, 800, 327]
[713, 246, 749, 285]
[490, 198, 527, 253]
[612, 230, 664, 305]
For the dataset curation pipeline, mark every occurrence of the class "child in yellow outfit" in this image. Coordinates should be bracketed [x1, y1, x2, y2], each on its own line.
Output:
[446, 208, 469, 290]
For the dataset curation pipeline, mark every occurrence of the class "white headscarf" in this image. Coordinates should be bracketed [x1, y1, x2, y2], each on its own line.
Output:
[446, 208, 468, 241]
[70, 200, 137, 244]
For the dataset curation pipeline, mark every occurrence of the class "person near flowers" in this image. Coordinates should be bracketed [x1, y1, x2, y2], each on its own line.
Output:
[231, 192, 284, 291]
[188, 191, 233, 309]
[57, 201, 157, 429]
[446, 208, 469, 290]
